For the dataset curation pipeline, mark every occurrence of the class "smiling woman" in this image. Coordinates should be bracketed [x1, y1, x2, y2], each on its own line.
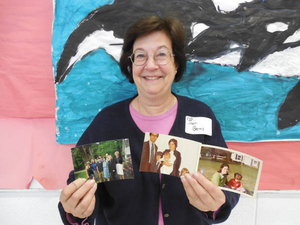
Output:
[58, 15, 239, 225]
[130, 31, 178, 115]
[119, 16, 186, 116]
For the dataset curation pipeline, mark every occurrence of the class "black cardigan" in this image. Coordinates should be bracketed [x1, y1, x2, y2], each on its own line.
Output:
[59, 94, 239, 225]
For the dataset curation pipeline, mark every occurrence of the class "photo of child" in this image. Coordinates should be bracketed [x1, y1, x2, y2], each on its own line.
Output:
[160, 151, 176, 175]
[227, 173, 246, 193]
[199, 144, 262, 198]
[140, 133, 201, 177]
[180, 168, 190, 176]
[150, 152, 163, 173]
[139, 133, 262, 198]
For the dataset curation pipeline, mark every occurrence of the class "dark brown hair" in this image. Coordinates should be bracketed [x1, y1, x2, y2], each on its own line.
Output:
[217, 163, 229, 175]
[120, 15, 186, 83]
[156, 151, 163, 157]
[234, 173, 243, 180]
[150, 133, 159, 138]
[168, 138, 178, 148]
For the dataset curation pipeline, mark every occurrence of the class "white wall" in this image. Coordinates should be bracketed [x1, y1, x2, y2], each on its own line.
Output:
[1, 178, 299, 225]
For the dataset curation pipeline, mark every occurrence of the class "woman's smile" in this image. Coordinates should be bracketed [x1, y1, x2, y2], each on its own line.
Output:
[143, 76, 162, 80]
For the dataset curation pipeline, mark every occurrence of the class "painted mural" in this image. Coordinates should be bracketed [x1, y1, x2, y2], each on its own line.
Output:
[52, 0, 300, 144]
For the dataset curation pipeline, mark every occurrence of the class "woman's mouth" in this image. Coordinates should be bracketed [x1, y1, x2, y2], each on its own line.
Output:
[144, 76, 161, 80]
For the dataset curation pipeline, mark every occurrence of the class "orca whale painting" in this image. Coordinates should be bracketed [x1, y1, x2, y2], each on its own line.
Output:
[52, 0, 300, 144]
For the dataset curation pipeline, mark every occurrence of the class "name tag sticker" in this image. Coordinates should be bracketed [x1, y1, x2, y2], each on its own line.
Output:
[185, 116, 212, 136]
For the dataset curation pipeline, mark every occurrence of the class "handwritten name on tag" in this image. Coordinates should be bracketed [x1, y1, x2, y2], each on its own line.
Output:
[185, 116, 212, 136]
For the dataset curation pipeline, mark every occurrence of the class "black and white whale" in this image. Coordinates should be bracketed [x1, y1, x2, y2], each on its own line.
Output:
[54, 0, 300, 130]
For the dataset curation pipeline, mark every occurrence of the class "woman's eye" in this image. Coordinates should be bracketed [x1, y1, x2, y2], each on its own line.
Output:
[156, 52, 167, 58]
[135, 53, 146, 59]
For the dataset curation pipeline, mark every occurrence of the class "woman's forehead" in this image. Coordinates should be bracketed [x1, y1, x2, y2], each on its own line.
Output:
[133, 31, 172, 52]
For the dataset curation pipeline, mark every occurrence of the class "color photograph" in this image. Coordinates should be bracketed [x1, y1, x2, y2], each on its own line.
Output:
[71, 139, 134, 183]
[140, 133, 201, 177]
[199, 145, 263, 198]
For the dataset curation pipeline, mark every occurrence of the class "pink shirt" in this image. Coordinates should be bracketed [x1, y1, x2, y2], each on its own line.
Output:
[130, 102, 178, 225]
[129, 102, 178, 135]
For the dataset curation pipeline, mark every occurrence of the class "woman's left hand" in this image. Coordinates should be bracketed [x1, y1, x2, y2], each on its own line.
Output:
[181, 172, 226, 212]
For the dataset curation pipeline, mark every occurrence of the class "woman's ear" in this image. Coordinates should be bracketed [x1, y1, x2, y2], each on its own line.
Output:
[175, 63, 179, 72]
[174, 63, 179, 81]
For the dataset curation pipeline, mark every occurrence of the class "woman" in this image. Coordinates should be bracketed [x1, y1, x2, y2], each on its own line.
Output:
[108, 155, 116, 181]
[102, 156, 110, 182]
[59, 15, 239, 225]
[161, 138, 181, 177]
[114, 151, 125, 180]
[211, 163, 230, 187]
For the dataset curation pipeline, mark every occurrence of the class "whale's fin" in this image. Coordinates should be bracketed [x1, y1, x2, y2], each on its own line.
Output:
[278, 81, 300, 130]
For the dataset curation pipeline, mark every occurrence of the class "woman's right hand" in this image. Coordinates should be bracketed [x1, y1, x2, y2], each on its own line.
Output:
[60, 178, 97, 219]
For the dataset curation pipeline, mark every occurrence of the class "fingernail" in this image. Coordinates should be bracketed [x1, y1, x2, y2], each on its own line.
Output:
[180, 175, 186, 182]
[194, 172, 200, 177]
[88, 179, 95, 184]
[185, 174, 191, 179]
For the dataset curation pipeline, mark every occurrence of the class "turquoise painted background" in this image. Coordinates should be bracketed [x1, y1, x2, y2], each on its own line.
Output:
[52, 0, 299, 144]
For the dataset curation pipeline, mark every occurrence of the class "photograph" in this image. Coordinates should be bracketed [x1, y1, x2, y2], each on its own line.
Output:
[71, 138, 134, 183]
[198, 144, 263, 198]
[139, 132, 201, 177]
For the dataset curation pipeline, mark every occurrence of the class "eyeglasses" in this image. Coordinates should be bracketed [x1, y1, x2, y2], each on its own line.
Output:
[129, 49, 175, 66]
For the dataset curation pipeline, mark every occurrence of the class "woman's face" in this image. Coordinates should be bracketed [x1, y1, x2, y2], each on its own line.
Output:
[221, 166, 229, 175]
[132, 31, 178, 97]
[169, 141, 176, 151]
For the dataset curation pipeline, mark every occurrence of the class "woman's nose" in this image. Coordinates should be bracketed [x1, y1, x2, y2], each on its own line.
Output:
[145, 56, 159, 70]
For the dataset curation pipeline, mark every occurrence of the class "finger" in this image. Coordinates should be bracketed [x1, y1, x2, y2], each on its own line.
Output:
[60, 178, 87, 203]
[73, 182, 97, 218]
[61, 179, 95, 215]
[192, 172, 226, 210]
[181, 174, 199, 199]
[193, 172, 225, 200]
[181, 174, 207, 205]
[82, 194, 96, 218]
[182, 173, 225, 212]
[67, 179, 96, 206]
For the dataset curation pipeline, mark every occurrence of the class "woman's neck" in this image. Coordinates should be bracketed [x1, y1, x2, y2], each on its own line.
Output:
[133, 93, 177, 116]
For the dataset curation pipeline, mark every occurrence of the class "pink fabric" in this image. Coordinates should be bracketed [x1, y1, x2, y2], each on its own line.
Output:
[203, 207, 220, 220]
[66, 213, 89, 225]
[0, 0, 55, 118]
[129, 102, 178, 135]
[0, 118, 74, 189]
[158, 173, 164, 225]
[0, 118, 34, 188]
[227, 142, 300, 190]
